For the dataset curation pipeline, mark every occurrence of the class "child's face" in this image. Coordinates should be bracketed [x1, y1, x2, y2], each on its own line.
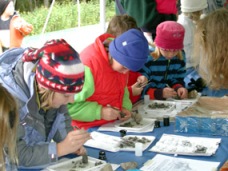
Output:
[160, 49, 179, 59]
[51, 92, 75, 108]
[111, 58, 129, 74]
[4, 1, 14, 16]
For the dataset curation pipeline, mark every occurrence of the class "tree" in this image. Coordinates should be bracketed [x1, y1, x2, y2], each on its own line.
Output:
[44, 0, 49, 7]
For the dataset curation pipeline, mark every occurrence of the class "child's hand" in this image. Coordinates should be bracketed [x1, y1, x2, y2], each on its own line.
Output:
[21, 23, 33, 35]
[137, 75, 148, 84]
[163, 87, 177, 99]
[101, 106, 120, 121]
[13, 17, 33, 35]
[132, 76, 149, 95]
[131, 82, 143, 96]
[119, 108, 131, 121]
[177, 87, 188, 99]
[101, 106, 131, 121]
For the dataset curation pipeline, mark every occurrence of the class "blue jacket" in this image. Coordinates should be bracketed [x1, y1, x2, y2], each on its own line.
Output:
[0, 48, 73, 168]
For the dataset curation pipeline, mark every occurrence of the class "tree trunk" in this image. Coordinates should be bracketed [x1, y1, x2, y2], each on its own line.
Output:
[44, 0, 49, 7]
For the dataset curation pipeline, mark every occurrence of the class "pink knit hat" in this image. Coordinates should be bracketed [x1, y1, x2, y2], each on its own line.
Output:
[155, 21, 185, 51]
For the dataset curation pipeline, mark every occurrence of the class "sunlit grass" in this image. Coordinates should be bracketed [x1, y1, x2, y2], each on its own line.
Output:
[21, 1, 115, 35]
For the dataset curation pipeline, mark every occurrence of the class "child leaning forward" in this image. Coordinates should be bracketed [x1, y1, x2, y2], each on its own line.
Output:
[139, 21, 188, 100]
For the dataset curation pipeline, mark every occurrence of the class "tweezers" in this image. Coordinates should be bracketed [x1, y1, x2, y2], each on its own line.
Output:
[138, 79, 153, 88]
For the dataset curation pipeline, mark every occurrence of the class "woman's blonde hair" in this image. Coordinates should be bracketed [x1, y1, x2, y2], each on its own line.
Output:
[38, 85, 55, 110]
[151, 45, 183, 60]
[193, 8, 228, 89]
[0, 84, 18, 170]
[183, 11, 203, 22]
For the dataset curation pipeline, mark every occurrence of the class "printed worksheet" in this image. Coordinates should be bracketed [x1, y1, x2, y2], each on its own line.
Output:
[149, 134, 221, 156]
[140, 154, 220, 171]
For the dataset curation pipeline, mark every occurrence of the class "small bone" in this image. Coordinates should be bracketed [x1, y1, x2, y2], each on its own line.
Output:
[82, 154, 88, 164]
[100, 163, 114, 171]
[132, 112, 142, 124]
[120, 161, 138, 170]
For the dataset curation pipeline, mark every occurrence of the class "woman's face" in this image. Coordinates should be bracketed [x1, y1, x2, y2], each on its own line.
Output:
[111, 58, 129, 74]
[4, 1, 14, 16]
[51, 92, 75, 108]
[160, 49, 179, 59]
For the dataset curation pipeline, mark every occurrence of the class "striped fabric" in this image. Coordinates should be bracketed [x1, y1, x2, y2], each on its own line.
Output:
[139, 49, 186, 98]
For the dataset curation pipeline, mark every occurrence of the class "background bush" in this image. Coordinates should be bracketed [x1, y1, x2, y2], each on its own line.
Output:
[20, 0, 115, 35]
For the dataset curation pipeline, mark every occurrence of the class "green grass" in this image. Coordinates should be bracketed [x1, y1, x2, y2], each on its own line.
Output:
[20, 1, 115, 35]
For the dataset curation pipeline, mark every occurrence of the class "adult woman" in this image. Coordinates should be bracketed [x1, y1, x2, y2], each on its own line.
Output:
[0, 39, 91, 168]
[193, 8, 228, 95]
[0, 84, 18, 171]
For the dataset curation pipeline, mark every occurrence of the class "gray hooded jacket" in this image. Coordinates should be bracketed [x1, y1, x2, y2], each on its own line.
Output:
[0, 48, 73, 168]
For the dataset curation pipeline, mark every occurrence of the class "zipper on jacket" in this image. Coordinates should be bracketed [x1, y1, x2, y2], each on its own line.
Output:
[164, 60, 170, 81]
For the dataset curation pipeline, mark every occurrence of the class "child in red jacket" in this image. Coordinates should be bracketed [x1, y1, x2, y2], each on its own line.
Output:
[68, 29, 149, 129]
[106, 14, 148, 104]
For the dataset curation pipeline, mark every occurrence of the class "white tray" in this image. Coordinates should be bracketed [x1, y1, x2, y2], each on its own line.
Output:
[170, 93, 201, 103]
[45, 156, 106, 171]
[85, 132, 155, 152]
[114, 118, 154, 131]
[143, 100, 175, 113]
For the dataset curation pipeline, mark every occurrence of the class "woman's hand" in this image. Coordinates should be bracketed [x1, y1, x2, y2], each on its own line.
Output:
[57, 129, 91, 157]
[75, 146, 87, 156]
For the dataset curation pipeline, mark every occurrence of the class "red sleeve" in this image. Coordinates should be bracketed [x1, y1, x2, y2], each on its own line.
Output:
[172, 84, 183, 91]
[127, 71, 142, 86]
[148, 88, 164, 100]
[147, 88, 156, 100]
[128, 86, 141, 104]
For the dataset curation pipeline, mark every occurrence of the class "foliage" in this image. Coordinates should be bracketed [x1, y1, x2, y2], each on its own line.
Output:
[20, 0, 115, 35]
[15, 0, 111, 12]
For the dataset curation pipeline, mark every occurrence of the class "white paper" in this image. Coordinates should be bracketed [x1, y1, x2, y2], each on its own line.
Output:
[85, 131, 155, 152]
[140, 154, 220, 171]
[149, 134, 221, 156]
[110, 163, 120, 170]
